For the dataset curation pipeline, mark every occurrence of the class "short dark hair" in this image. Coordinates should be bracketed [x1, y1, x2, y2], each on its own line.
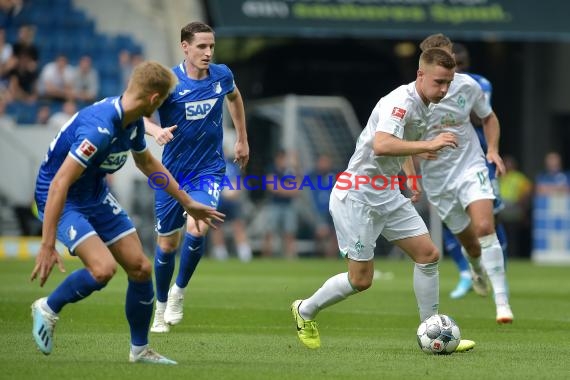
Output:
[420, 48, 456, 70]
[181, 21, 214, 43]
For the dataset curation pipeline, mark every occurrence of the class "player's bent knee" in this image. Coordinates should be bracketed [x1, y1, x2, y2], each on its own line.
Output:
[414, 247, 440, 264]
[126, 257, 152, 281]
[157, 239, 179, 253]
[90, 263, 117, 284]
[348, 275, 373, 291]
[474, 220, 495, 237]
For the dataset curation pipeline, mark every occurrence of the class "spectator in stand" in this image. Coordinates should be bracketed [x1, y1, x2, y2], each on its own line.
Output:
[48, 99, 76, 129]
[262, 149, 300, 259]
[119, 50, 144, 91]
[306, 153, 338, 258]
[0, 27, 14, 89]
[7, 49, 38, 103]
[535, 151, 570, 195]
[35, 104, 51, 125]
[12, 24, 38, 63]
[73, 55, 99, 104]
[0, 0, 24, 26]
[499, 155, 533, 257]
[210, 153, 253, 262]
[38, 54, 74, 102]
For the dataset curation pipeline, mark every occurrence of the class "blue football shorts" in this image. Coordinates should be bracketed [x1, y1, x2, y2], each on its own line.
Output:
[37, 192, 135, 254]
[154, 174, 222, 235]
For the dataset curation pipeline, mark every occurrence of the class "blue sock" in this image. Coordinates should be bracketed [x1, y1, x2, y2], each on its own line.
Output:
[449, 242, 470, 272]
[443, 227, 470, 273]
[154, 246, 176, 302]
[47, 268, 106, 313]
[175, 233, 204, 288]
[126, 279, 154, 347]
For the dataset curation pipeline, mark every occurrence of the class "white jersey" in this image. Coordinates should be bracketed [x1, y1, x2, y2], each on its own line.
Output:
[333, 82, 431, 210]
[420, 73, 493, 195]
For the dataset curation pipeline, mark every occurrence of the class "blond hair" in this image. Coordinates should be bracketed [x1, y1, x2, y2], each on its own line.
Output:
[127, 61, 177, 98]
[419, 33, 452, 52]
[419, 48, 456, 70]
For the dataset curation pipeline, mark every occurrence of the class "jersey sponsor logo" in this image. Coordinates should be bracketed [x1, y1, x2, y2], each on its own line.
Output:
[391, 107, 406, 120]
[76, 139, 97, 161]
[100, 151, 128, 170]
[438, 112, 459, 127]
[185, 99, 218, 120]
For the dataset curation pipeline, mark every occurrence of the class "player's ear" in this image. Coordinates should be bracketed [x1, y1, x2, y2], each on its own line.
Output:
[149, 92, 161, 105]
[181, 41, 189, 54]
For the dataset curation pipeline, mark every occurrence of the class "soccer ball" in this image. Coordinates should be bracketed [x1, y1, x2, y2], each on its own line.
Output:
[417, 314, 461, 354]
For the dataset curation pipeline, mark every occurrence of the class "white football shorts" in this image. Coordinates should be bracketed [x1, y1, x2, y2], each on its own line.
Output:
[329, 192, 428, 261]
[427, 166, 495, 234]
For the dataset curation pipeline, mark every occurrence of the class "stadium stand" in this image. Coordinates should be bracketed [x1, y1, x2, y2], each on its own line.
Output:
[0, 0, 143, 124]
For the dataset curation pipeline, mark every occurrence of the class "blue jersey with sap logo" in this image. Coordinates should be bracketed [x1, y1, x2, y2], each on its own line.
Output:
[35, 96, 147, 205]
[157, 62, 234, 181]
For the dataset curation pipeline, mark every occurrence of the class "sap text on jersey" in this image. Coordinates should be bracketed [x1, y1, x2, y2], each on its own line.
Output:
[185, 99, 218, 120]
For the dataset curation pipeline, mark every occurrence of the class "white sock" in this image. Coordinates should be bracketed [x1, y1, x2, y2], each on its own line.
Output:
[459, 270, 471, 280]
[237, 243, 252, 262]
[131, 344, 147, 356]
[479, 234, 509, 305]
[212, 246, 229, 260]
[299, 272, 357, 320]
[155, 301, 166, 314]
[414, 261, 439, 322]
[41, 299, 57, 315]
[171, 283, 185, 295]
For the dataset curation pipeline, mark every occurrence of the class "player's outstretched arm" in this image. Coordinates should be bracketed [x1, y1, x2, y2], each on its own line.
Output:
[226, 87, 249, 169]
[132, 149, 225, 230]
[31, 157, 84, 286]
[143, 117, 177, 146]
[481, 111, 505, 176]
[373, 131, 457, 157]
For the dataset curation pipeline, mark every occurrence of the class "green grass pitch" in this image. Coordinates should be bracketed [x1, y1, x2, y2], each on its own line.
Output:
[1, 258, 568, 379]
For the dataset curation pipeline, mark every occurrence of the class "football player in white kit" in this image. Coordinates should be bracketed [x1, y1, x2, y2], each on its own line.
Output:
[291, 48, 475, 352]
[417, 34, 513, 324]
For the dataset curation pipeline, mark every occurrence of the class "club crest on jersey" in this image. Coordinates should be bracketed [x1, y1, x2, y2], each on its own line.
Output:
[185, 99, 218, 120]
[213, 81, 222, 94]
[391, 107, 406, 120]
[68, 225, 77, 241]
[76, 139, 97, 161]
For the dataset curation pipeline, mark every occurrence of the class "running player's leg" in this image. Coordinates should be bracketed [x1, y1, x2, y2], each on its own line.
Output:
[164, 187, 218, 325]
[443, 226, 472, 298]
[466, 199, 513, 323]
[153, 189, 185, 330]
[110, 232, 177, 364]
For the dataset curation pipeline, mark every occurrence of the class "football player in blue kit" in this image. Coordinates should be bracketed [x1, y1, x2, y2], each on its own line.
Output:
[30, 61, 225, 364]
[144, 22, 249, 332]
[443, 42, 509, 299]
